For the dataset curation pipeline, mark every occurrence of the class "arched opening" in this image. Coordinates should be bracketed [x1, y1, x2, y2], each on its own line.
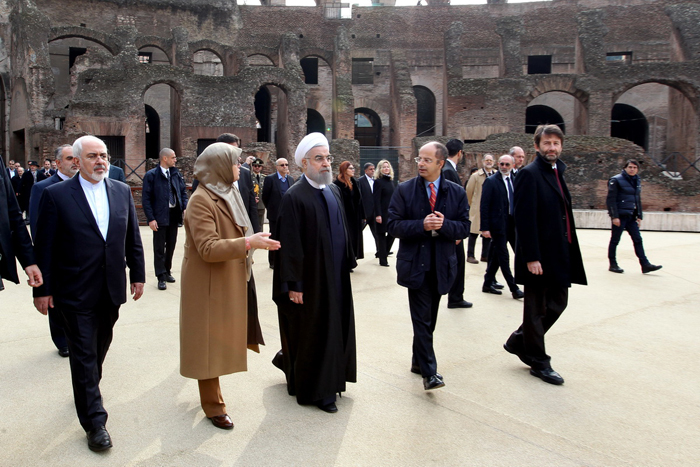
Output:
[255, 87, 271, 143]
[303, 55, 333, 137]
[306, 109, 326, 135]
[145, 104, 161, 159]
[193, 50, 223, 76]
[611, 104, 647, 150]
[137, 46, 170, 65]
[614, 82, 696, 161]
[143, 83, 181, 158]
[48, 37, 114, 97]
[413, 86, 435, 137]
[248, 54, 275, 67]
[526, 105, 566, 134]
[354, 108, 382, 146]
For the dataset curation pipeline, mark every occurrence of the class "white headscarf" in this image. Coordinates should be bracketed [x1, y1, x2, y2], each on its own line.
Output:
[294, 132, 329, 167]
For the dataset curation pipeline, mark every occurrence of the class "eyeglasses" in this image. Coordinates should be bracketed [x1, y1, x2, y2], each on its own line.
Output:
[414, 157, 434, 164]
[499, 162, 511, 166]
[307, 155, 333, 163]
[278, 163, 288, 167]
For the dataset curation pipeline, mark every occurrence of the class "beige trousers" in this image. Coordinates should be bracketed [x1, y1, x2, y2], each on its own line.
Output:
[198, 378, 226, 418]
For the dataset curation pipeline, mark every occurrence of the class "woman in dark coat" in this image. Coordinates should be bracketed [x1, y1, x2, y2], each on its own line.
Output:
[373, 159, 395, 267]
[333, 161, 365, 262]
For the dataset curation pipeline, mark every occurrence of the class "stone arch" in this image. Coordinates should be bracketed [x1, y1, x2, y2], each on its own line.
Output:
[247, 53, 278, 67]
[611, 79, 698, 113]
[190, 40, 231, 75]
[135, 36, 174, 64]
[301, 54, 332, 134]
[413, 85, 436, 137]
[300, 49, 333, 66]
[142, 80, 184, 157]
[526, 79, 589, 135]
[192, 49, 224, 76]
[49, 27, 120, 56]
[354, 107, 382, 147]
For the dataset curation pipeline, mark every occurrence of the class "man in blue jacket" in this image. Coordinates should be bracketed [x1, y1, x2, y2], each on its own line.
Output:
[606, 159, 661, 274]
[388, 142, 470, 391]
[142, 148, 188, 290]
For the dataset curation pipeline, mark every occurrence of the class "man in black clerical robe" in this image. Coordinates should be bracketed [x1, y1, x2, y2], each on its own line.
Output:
[271, 133, 357, 414]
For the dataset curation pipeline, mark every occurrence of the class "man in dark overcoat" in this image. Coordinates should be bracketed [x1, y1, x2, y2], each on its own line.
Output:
[272, 133, 356, 414]
[388, 142, 470, 391]
[262, 157, 294, 268]
[504, 125, 587, 385]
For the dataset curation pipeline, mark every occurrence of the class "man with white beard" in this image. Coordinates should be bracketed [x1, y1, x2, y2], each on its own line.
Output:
[271, 133, 357, 414]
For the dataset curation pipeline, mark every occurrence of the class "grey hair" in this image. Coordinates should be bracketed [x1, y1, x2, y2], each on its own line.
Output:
[54, 144, 72, 161]
[509, 146, 523, 156]
[73, 135, 107, 159]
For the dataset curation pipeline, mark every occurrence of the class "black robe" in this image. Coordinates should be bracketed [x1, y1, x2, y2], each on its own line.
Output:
[272, 175, 357, 404]
[333, 176, 365, 260]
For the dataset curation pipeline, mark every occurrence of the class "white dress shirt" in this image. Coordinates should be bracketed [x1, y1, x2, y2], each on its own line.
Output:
[79, 175, 110, 240]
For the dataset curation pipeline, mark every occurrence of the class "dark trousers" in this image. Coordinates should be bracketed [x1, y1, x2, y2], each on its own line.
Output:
[153, 207, 180, 278]
[467, 233, 491, 260]
[506, 285, 567, 370]
[376, 230, 394, 264]
[447, 239, 466, 304]
[608, 215, 648, 265]
[58, 294, 120, 431]
[257, 208, 265, 234]
[408, 265, 442, 377]
[48, 306, 68, 350]
[364, 218, 380, 256]
[484, 233, 517, 291]
[268, 220, 277, 267]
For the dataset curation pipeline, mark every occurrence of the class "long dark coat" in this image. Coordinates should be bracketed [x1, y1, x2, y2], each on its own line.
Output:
[513, 153, 587, 288]
[0, 158, 35, 285]
[333, 176, 365, 260]
[272, 176, 357, 404]
[373, 175, 395, 234]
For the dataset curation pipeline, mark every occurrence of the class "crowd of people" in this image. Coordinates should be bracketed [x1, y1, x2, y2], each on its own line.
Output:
[0, 125, 663, 453]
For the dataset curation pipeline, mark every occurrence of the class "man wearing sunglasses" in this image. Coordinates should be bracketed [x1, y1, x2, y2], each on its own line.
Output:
[262, 157, 295, 268]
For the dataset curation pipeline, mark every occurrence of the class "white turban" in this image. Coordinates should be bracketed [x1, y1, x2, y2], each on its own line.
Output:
[294, 132, 329, 167]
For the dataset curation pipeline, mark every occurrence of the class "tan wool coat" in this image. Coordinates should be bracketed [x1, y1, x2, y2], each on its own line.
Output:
[466, 168, 490, 235]
[180, 188, 251, 380]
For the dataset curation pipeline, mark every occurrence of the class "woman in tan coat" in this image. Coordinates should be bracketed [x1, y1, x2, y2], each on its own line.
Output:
[180, 143, 280, 430]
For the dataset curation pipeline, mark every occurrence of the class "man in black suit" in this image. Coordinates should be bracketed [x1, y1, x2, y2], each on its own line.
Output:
[480, 155, 523, 299]
[509, 146, 526, 178]
[33, 135, 145, 452]
[0, 158, 42, 293]
[388, 142, 470, 391]
[504, 125, 586, 386]
[29, 144, 78, 357]
[142, 148, 188, 290]
[443, 139, 472, 309]
[11, 166, 23, 197]
[6, 159, 16, 179]
[37, 159, 56, 182]
[20, 160, 40, 222]
[357, 162, 379, 257]
[262, 157, 294, 267]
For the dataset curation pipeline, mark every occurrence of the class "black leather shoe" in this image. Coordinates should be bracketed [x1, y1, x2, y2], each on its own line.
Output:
[379, 262, 390, 267]
[165, 274, 176, 283]
[642, 263, 662, 274]
[271, 350, 284, 371]
[480, 256, 488, 262]
[447, 300, 473, 309]
[493, 282, 504, 289]
[209, 414, 234, 429]
[158, 280, 167, 290]
[512, 289, 524, 299]
[58, 347, 70, 358]
[609, 265, 624, 273]
[411, 365, 442, 379]
[482, 285, 502, 295]
[86, 426, 112, 452]
[317, 401, 338, 413]
[423, 374, 445, 390]
[503, 343, 533, 366]
[530, 367, 564, 385]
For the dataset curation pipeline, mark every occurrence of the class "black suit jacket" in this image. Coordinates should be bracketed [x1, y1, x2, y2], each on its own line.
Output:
[0, 159, 35, 285]
[480, 174, 511, 235]
[238, 166, 260, 233]
[142, 166, 188, 227]
[387, 175, 470, 295]
[108, 165, 127, 183]
[262, 172, 295, 224]
[20, 171, 36, 209]
[513, 154, 586, 288]
[442, 160, 461, 185]
[33, 175, 145, 309]
[357, 174, 375, 220]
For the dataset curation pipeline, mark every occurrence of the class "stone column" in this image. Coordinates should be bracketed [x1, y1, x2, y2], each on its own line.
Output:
[332, 27, 354, 140]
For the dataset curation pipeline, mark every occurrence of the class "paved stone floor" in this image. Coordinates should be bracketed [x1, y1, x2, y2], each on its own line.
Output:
[1, 227, 698, 466]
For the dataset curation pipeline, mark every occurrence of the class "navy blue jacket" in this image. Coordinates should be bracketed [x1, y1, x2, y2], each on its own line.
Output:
[142, 166, 188, 226]
[606, 171, 642, 219]
[480, 173, 511, 234]
[33, 175, 145, 308]
[29, 172, 65, 238]
[387, 175, 470, 295]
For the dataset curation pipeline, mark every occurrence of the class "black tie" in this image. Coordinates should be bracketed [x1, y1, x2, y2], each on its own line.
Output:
[506, 176, 514, 216]
[167, 171, 176, 206]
